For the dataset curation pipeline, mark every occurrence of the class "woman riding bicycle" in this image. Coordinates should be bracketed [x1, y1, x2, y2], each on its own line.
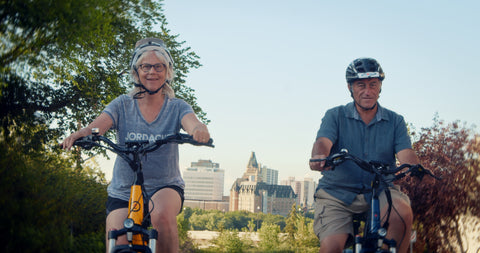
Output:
[309, 58, 418, 253]
[61, 37, 210, 253]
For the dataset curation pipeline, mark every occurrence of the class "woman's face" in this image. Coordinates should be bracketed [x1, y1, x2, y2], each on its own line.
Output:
[137, 51, 167, 92]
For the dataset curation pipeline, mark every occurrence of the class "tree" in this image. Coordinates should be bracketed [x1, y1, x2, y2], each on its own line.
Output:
[282, 204, 319, 252]
[294, 215, 320, 252]
[1, 0, 208, 251]
[257, 222, 281, 251]
[211, 229, 253, 253]
[284, 204, 298, 245]
[402, 116, 480, 252]
[222, 211, 254, 231]
[176, 210, 196, 253]
[0, 125, 107, 252]
[1, 0, 207, 147]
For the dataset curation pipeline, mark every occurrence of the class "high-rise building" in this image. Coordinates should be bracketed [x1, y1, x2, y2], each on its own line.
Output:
[280, 176, 317, 209]
[183, 160, 224, 201]
[261, 165, 278, 185]
[299, 177, 316, 208]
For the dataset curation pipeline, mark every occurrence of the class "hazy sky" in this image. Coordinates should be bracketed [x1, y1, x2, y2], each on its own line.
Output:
[101, 1, 480, 194]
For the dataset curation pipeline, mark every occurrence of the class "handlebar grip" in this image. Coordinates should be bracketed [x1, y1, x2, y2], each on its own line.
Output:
[73, 137, 94, 150]
[186, 137, 215, 147]
[309, 157, 336, 170]
[163, 134, 215, 147]
[309, 158, 326, 163]
[410, 164, 442, 180]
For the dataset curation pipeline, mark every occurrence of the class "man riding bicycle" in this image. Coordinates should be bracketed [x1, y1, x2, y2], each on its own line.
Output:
[309, 58, 419, 253]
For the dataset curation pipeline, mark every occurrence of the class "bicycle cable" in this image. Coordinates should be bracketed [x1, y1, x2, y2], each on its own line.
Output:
[383, 199, 407, 249]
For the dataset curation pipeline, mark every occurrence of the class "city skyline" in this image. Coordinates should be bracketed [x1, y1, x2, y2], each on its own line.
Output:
[98, 148, 316, 195]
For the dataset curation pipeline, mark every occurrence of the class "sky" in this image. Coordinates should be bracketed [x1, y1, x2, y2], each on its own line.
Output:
[100, 0, 480, 194]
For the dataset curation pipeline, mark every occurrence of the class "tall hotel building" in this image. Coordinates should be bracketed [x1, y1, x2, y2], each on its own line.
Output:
[183, 159, 224, 201]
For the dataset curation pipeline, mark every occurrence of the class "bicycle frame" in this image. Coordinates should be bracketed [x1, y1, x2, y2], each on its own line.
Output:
[354, 174, 396, 253]
[74, 129, 214, 253]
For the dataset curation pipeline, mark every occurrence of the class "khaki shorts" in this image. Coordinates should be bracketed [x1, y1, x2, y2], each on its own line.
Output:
[313, 186, 410, 243]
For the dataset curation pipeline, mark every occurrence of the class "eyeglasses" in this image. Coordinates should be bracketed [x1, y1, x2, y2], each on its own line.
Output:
[138, 63, 166, 72]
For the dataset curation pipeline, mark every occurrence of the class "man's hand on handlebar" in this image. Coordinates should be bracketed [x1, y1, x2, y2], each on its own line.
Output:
[310, 154, 331, 172]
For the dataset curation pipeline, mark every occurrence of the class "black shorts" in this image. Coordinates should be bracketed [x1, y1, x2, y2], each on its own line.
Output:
[106, 185, 185, 216]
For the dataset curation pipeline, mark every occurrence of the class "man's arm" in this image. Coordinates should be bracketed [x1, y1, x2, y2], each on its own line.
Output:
[310, 137, 333, 171]
[396, 148, 420, 165]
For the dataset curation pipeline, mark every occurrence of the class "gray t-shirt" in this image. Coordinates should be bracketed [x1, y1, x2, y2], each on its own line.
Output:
[103, 94, 194, 201]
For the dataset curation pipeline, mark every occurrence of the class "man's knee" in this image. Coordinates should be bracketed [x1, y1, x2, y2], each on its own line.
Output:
[386, 199, 413, 226]
[319, 233, 349, 253]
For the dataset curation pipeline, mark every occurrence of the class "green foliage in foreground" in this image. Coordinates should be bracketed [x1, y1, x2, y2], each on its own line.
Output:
[0, 126, 107, 252]
[186, 205, 320, 253]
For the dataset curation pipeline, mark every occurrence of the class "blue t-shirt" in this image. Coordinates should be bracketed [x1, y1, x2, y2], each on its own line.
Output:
[316, 102, 412, 205]
[103, 94, 194, 201]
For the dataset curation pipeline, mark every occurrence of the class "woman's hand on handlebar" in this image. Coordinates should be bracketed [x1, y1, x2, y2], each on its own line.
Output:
[60, 128, 91, 150]
[60, 113, 113, 150]
[182, 113, 210, 143]
[191, 124, 210, 144]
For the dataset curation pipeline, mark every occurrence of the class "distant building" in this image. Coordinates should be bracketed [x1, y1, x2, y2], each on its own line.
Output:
[229, 152, 296, 216]
[183, 159, 224, 200]
[261, 165, 278, 185]
[281, 176, 317, 209]
[299, 177, 316, 208]
[184, 196, 229, 212]
[242, 152, 278, 184]
[183, 160, 229, 211]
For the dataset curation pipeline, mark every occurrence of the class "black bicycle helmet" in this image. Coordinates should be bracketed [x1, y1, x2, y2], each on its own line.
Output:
[345, 58, 385, 84]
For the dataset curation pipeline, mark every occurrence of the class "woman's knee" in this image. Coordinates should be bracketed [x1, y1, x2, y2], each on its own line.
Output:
[106, 208, 128, 231]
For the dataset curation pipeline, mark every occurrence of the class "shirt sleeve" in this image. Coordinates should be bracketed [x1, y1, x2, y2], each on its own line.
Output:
[177, 99, 195, 123]
[102, 95, 124, 130]
[316, 107, 339, 144]
[394, 114, 412, 153]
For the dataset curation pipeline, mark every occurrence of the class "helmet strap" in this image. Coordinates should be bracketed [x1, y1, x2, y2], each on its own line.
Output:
[132, 68, 168, 99]
[133, 82, 166, 99]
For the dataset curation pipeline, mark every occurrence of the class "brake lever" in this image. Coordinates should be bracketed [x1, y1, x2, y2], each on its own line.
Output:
[410, 164, 442, 181]
[73, 136, 95, 150]
[425, 168, 442, 180]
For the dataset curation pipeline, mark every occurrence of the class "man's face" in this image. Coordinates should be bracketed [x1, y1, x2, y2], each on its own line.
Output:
[349, 78, 382, 111]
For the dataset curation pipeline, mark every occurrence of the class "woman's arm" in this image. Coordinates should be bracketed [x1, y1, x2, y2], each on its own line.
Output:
[61, 112, 113, 150]
[181, 113, 210, 143]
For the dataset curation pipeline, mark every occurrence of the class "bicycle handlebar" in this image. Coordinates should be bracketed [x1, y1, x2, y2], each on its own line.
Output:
[73, 131, 214, 165]
[310, 149, 441, 181]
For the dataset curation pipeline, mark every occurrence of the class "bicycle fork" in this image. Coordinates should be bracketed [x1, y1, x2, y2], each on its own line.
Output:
[108, 170, 158, 253]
